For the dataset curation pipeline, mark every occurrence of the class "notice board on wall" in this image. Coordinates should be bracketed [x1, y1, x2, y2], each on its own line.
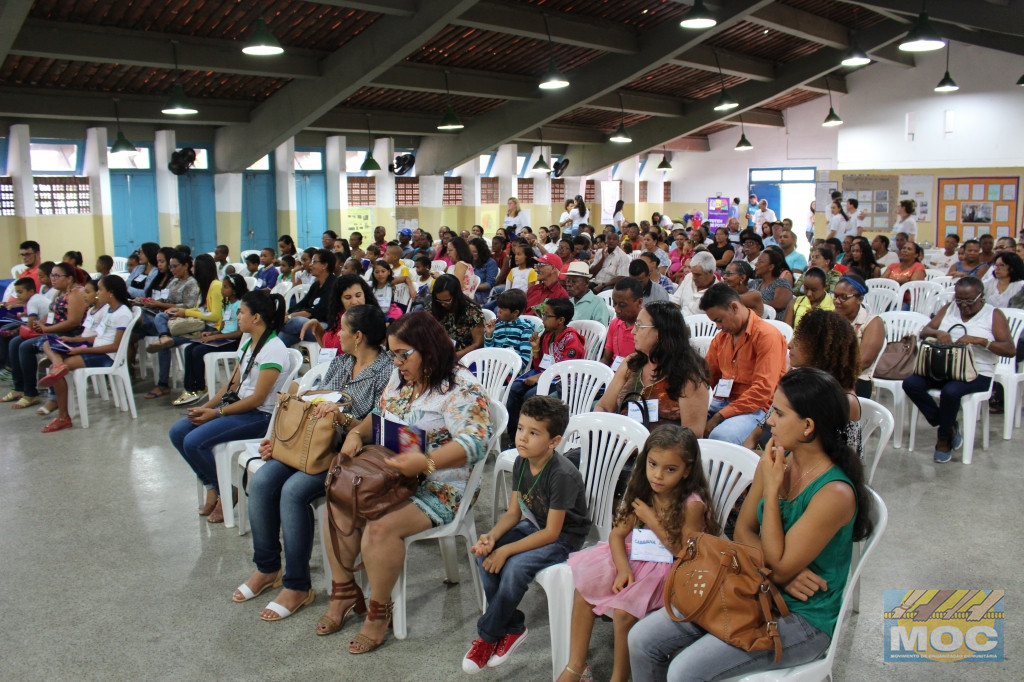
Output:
[937, 177, 1018, 242]
[841, 174, 899, 232]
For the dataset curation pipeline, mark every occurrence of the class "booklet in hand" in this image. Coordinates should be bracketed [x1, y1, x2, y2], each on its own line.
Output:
[372, 412, 426, 454]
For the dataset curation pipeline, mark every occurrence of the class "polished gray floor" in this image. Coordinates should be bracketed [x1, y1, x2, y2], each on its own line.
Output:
[1, 382, 1020, 681]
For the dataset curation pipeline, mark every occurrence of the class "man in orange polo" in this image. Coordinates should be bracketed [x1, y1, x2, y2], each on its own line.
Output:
[699, 283, 788, 444]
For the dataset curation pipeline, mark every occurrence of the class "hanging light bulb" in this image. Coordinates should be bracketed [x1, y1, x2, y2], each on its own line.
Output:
[538, 16, 569, 90]
[610, 92, 631, 143]
[437, 71, 464, 130]
[680, 0, 716, 29]
[1017, 74, 1024, 86]
[657, 151, 672, 171]
[109, 98, 137, 154]
[243, 18, 284, 56]
[841, 37, 871, 67]
[934, 43, 959, 92]
[532, 128, 552, 172]
[899, 11, 945, 52]
[162, 42, 197, 115]
[712, 51, 739, 111]
[361, 114, 381, 172]
[821, 77, 844, 127]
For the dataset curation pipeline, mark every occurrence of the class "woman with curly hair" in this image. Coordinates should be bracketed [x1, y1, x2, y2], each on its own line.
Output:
[596, 301, 709, 430]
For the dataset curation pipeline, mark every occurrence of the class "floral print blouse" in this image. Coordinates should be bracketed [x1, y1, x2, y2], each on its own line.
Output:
[424, 301, 485, 351]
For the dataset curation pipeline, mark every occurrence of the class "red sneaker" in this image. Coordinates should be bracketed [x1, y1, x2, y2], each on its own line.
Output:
[488, 627, 529, 668]
[461, 638, 497, 674]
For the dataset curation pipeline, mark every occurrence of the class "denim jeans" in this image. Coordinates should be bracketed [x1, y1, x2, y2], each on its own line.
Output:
[505, 378, 539, 437]
[0, 321, 20, 367]
[901, 373, 992, 442]
[476, 520, 571, 643]
[183, 340, 239, 392]
[11, 335, 47, 396]
[154, 311, 171, 336]
[136, 309, 159, 338]
[168, 410, 271, 495]
[628, 607, 830, 682]
[247, 459, 327, 591]
[707, 397, 766, 446]
[277, 317, 323, 348]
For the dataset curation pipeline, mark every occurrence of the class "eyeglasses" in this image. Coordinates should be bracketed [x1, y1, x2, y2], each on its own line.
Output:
[434, 297, 454, 307]
[634, 324, 656, 330]
[832, 292, 859, 303]
[19, 251, 34, 257]
[393, 347, 417, 363]
[954, 292, 984, 307]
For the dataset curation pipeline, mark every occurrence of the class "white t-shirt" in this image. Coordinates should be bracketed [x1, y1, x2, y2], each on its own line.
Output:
[374, 285, 393, 313]
[92, 304, 133, 359]
[893, 216, 917, 240]
[657, 214, 672, 229]
[25, 293, 50, 320]
[504, 213, 526, 233]
[235, 335, 292, 413]
[613, 211, 625, 231]
[926, 251, 956, 272]
[569, 208, 589, 229]
[81, 304, 108, 338]
[828, 212, 849, 239]
[754, 208, 777, 231]
[877, 251, 900, 269]
[558, 211, 572, 229]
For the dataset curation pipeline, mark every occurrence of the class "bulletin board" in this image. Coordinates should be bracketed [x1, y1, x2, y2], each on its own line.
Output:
[936, 177, 1018, 242]
[841, 174, 899, 232]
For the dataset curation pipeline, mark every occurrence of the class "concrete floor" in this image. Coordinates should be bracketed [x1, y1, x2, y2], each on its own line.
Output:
[1, 380, 1020, 681]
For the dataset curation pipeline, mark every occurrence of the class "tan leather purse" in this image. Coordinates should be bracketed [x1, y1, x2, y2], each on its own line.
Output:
[663, 533, 789, 663]
[269, 393, 349, 475]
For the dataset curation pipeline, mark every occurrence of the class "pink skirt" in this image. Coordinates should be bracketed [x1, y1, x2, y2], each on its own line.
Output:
[566, 538, 673, 620]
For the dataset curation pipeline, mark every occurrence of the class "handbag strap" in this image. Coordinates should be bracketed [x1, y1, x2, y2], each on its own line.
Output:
[241, 456, 262, 496]
[272, 395, 315, 443]
[324, 459, 362, 573]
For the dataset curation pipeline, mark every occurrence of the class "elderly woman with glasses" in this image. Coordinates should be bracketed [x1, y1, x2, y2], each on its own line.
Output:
[901, 276, 1015, 463]
[319, 312, 491, 652]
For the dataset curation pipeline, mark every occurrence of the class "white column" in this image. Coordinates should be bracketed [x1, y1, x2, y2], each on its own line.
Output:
[7, 124, 35, 219]
[370, 137, 395, 233]
[494, 143, 518, 207]
[215, 172, 243, 257]
[153, 130, 180, 245]
[274, 138, 297, 242]
[530, 145, 552, 209]
[83, 127, 114, 255]
[325, 135, 347, 236]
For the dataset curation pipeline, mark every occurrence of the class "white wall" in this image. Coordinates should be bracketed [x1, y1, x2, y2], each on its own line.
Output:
[836, 44, 1024, 170]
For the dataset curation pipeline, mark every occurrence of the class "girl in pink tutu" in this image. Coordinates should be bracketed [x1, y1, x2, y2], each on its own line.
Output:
[558, 425, 719, 682]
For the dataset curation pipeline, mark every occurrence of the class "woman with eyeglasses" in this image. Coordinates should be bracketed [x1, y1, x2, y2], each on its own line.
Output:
[426, 274, 485, 360]
[831, 273, 885, 398]
[136, 251, 200, 399]
[902, 276, 1015, 463]
[319, 311, 491, 651]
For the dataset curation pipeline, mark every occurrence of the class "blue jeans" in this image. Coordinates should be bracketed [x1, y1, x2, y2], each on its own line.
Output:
[628, 607, 830, 682]
[183, 340, 239, 392]
[902, 373, 992, 442]
[505, 378, 539, 437]
[169, 410, 271, 496]
[11, 335, 47, 396]
[476, 520, 571, 643]
[707, 397, 766, 445]
[247, 459, 327, 591]
[278, 317, 323, 348]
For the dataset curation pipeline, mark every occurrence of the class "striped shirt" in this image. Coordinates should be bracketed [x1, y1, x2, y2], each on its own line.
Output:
[484, 317, 535, 376]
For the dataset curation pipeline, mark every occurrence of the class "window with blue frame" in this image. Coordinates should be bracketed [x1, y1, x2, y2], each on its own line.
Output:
[30, 139, 84, 175]
[0, 137, 7, 175]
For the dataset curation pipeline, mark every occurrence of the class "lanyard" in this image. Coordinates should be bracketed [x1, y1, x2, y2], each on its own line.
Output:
[515, 454, 553, 504]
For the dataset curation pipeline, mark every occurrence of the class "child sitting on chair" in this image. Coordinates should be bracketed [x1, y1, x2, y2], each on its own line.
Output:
[464, 396, 590, 674]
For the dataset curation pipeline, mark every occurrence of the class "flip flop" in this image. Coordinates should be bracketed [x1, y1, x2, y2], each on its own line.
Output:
[146, 337, 175, 353]
[11, 396, 40, 409]
[233, 571, 283, 603]
[260, 589, 315, 622]
[1, 391, 23, 402]
[144, 388, 169, 399]
[38, 364, 69, 388]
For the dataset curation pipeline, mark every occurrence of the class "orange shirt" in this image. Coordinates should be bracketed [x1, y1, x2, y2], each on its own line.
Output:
[706, 312, 788, 419]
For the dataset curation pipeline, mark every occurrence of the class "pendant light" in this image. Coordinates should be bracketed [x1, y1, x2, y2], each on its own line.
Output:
[162, 41, 197, 115]
[680, 0, 716, 30]
[360, 114, 381, 172]
[735, 117, 752, 151]
[109, 99, 137, 155]
[821, 77, 843, 127]
[841, 35, 871, 67]
[1017, 74, 1024, 86]
[532, 128, 552, 173]
[538, 15, 569, 90]
[934, 43, 959, 92]
[899, 6, 945, 52]
[243, 18, 284, 56]
[712, 51, 738, 111]
[609, 93, 631, 143]
[657, 149, 672, 171]
[437, 71, 464, 130]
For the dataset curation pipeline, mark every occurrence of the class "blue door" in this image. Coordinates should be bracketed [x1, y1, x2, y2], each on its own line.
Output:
[296, 173, 327, 251]
[242, 172, 277, 252]
[748, 181, 782, 225]
[178, 172, 217, 254]
[110, 171, 159, 255]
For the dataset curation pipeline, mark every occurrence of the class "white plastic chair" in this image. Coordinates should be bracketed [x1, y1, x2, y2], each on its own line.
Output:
[391, 400, 507, 639]
[240, 250, 260, 260]
[430, 260, 448, 274]
[568, 319, 608, 362]
[533, 413, 650, 680]
[203, 346, 243, 402]
[863, 287, 899, 315]
[690, 335, 713, 357]
[696, 439, 759, 528]
[866, 277, 900, 294]
[858, 398, 893, 486]
[897, 280, 943, 316]
[525, 315, 545, 334]
[490, 360, 615, 523]
[282, 282, 310, 310]
[270, 280, 293, 296]
[597, 289, 615, 313]
[907, 385, 991, 464]
[872, 311, 929, 448]
[766, 319, 793, 343]
[685, 313, 717, 339]
[111, 256, 128, 272]
[461, 347, 521, 404]
[995, 308, 1024, 439]
[760, 305, 776, 320]
[67, 307, 142, 428]
[728, 488, 888, 682]
[10, 263, 27, 278]
[204, 349, 303, 528]
[932, 275, 957, 293]
[481, 308, 495, 324]
[923, 268, 946, 282]
[244, 276, 259, 292]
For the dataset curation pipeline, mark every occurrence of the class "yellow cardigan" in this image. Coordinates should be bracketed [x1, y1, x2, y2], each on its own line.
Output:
[182, 280, 224, 330]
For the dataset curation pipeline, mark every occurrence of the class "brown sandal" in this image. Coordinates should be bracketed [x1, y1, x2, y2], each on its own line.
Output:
[316, 580, 367, 636]
[348, 599, 393, 654]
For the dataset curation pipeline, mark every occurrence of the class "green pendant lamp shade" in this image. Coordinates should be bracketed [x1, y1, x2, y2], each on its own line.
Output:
[680, 0, 716, 29]
[243, 18, 284, 56]
[934, 44, 959, 92]
[539, 60, 570, 90]
[735, 116, 752, 151]
[437, 71, 465, 130]
[657, 152, 672, 170]
[711, 51, 738, 111]
[361, 114, 380, 171]
[610, 92, 631, 143]
[162, 83, 197, 115]
[821, 77, 843, 127]
[109, 98, 137, 154]
[532, 155, 552, 172]
[899, 12, 945, 52]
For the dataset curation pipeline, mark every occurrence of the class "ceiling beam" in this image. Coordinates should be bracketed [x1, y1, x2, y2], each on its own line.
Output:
[939, 24, 1024, 59]
[305, 0, 416, 16]
[670, 45, 776, 82]
[214, 0, 480, 172]
[453, 1, 639, 54]
[0, 0, 33, 65]
[369, 63, 539, 101]
[586, 91, 687, 117]
[868, 43, 915, 68]
[515, 126, 608, 145]
[309, 110, 442, 136]
[414, 0, 778, 176]
[722, 108, 785, 127]
[803, 75, 847, 95]
[840, 0, 1024, 38]
[748, 4, 849, 49]
[562, 19, 908, 176]
[664, 136, 711, 152]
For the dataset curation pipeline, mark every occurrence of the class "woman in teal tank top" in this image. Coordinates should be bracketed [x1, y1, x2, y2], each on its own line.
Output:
[628, 368, 875, 682]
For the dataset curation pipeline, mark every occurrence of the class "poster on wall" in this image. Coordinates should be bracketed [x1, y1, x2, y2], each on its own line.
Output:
[814, 181, 838, 212]
[600, 181, 620, 224]
[841, 174, 899, 234]
[706, 197, 730, 230]
[936, 176, 1019, 244]
[899, 174, 933, 223]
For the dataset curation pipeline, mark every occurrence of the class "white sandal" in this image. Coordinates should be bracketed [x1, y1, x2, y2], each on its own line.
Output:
[36, 403, 55, 416]
[260, 589, 315, 621]
[231, 571, 282, 603]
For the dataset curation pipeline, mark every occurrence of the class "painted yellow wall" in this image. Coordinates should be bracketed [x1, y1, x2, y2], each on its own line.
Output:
[23, 214, 106, 270]
[216, 211, 242, 258]
[327, 208, 342, 236]
[0, 216, 27, 276]
[157, 212, 180, 248]
[277, 210, 298, 243]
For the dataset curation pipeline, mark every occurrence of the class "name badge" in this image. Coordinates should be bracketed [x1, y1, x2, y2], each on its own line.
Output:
[630, 529, 675, 563]
[46, 312, 55, 324]
[256, 279, 265, 288]
[538, 353, 554, 370]
[714, 378, 734, 399]
[312, 297, 321, 305]
[223, 309, 232, 321]
[518, 497, 541, 529]
[627, 399, 659, 424]
[157, 289, 169, 300]
[611, 355, 625, 372]
[317, 347, 338, 365]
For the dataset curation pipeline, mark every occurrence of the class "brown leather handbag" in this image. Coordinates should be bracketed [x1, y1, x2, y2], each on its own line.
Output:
[324, 445, 421, 538]
[663, 533, 789, 663]
[269, 393, 350, 475]
[873, 335, 918, 380]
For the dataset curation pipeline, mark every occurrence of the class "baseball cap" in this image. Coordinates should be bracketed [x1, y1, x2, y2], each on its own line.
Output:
[564, 261, 591, 279]
[536, 253, 563, 269]
[399, 228, 412, 237]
